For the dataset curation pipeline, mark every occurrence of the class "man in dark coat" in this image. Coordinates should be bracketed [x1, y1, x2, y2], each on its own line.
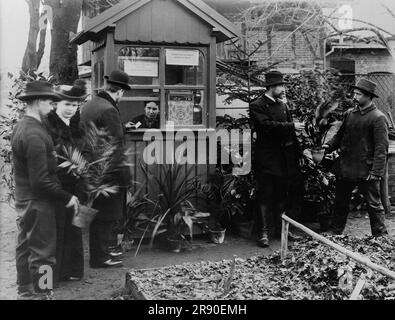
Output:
[324, 79, 388, 236]
[249, 71, 305, 247]
[80, 70, 131, 268]
[12, 81, 80, 299]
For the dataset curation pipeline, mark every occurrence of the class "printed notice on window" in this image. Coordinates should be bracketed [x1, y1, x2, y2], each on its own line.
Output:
[168, 93, 194, 126]
[166, 49, 199, 66]
[124, 59, 158, 77]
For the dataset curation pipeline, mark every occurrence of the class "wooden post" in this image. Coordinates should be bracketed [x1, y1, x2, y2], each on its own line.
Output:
[380, 159, 391, 216]
[280, 217, 289, 260]
[349, 275, 366, 300]
[281, 214, 395, 280]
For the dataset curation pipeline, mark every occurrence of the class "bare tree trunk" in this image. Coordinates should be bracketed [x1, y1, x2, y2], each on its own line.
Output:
[21, 0, 40, 73]
[36, 20, 48, 68]
[47, 0, 83, 84]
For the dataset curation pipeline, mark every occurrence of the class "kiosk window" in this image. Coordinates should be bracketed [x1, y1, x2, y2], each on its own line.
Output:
[118, 47, 160, 86]
[166, 89, 204, 126]
[165, 49, 204, 85]
[118, 46, 207, 129]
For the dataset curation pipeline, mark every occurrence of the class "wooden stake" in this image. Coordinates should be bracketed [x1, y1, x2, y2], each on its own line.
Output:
[281, 214, 395, 280]
[223, 255, 237, 295]
[280, 219, 289, 260]
[349, 275, 366, 300]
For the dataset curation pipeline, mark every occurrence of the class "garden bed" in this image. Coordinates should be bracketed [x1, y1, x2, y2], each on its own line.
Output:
[121, 235, 395, 300]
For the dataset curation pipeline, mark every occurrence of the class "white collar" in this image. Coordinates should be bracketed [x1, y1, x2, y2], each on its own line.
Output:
[265, 94, 276, 102]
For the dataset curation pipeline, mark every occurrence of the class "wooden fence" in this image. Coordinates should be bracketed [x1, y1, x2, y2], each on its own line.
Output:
[280, 214, 395, 300]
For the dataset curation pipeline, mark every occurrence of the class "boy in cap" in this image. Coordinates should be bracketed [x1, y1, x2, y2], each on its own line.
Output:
[12, 80, 80, 299]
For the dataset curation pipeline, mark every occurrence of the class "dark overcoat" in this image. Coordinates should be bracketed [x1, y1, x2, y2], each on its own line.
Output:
[249, 95, 301, 177]
[327, 104, 389, 180]
[44, 110, 84, 281]
[80, 91, 129, 221]
[44, 110, 83, 194]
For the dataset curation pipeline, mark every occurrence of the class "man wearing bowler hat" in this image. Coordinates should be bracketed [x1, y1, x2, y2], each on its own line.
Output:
[12, 81, 80, 299]
[80, 70, 131, 268]
[249, 71, 305, 247]
[323, 78, 388, 236]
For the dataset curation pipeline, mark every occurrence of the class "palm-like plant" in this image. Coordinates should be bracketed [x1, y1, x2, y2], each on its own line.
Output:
[57, 122, 129, 207]
[140, 163, 209, 246]
[202, 168, 254, 228]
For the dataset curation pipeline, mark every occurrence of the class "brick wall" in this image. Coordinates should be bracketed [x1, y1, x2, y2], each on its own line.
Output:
[245, 29, 323, 71]
[328, 50, 395, 74]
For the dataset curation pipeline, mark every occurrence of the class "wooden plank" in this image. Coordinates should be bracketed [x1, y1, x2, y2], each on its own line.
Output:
[125, 272, 150, 300]
[208, 38, 217, 129]
[281, 214, 395, 280]
[381, 159, 391, 216]
[104, 31, 115, 74]
[163, 1, 174, 44]
[138, 1, 152, 43]
[349, 276, 366, 300]
[114, 14, 128, 41]
[280, 220, 289, 259]
[89, 0, 150, 33]
[151, 0, 165, 43]
[175, 0, 239, 40]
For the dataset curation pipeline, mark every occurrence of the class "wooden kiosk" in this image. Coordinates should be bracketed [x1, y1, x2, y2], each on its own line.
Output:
[72, 0, 239, 199]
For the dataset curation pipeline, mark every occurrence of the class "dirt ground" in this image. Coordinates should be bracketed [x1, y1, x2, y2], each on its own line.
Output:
[1, 202, 395, 300]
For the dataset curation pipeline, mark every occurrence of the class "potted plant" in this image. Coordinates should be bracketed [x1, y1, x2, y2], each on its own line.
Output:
[169, 201, 210, 251]
[300, 154, 336, 231]
[137, 163, 210, 252]
[201, 167, 256, 240]
[57, 123, 130, 228]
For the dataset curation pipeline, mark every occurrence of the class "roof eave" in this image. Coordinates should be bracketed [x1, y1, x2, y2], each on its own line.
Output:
[73, 0, 240, 45]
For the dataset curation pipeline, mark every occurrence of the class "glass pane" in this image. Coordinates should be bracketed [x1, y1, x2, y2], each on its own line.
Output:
[165, 89, 204, 126]
[165, 49, 204, 85]
[118, 47, 160, 85]
[119, 91, 161, 129]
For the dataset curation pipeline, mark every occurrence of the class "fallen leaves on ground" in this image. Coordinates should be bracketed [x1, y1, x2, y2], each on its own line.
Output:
[122, 235, 395, 300]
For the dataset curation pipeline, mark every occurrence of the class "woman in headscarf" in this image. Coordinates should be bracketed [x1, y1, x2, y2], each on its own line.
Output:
[45, 79, 88, 285]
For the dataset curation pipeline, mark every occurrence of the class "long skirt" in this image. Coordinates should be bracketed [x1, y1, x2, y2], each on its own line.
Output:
[54, 205, 84, 285]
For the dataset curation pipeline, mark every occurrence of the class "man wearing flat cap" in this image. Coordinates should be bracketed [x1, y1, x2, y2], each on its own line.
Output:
[249, 71, 305, 247]
[80, 70, 131, 268]
[12, 81, 80, 299]
[323, 78, 389, 236]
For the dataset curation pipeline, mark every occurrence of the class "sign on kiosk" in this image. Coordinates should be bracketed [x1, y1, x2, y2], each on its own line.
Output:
[123, 58, 159, 78]
[165, 49, 199, 66]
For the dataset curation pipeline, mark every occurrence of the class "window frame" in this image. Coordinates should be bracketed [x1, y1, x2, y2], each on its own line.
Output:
[117, 44, 208, 130]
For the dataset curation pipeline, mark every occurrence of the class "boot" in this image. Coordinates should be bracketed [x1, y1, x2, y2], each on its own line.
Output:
[257, 204, 270, 247]
[257, 232, 269, 247]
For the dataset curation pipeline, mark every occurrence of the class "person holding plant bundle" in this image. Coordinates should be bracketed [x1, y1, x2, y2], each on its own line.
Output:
[249, 70, 304, 247]
[44, 80, 88, 285]
[323, 79, 389, 237]
[80, 70, 131, 268]
[12, 81, 80, 300]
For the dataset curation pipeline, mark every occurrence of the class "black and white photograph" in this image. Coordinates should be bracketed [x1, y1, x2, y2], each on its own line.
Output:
[0, 0, 395, 307]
